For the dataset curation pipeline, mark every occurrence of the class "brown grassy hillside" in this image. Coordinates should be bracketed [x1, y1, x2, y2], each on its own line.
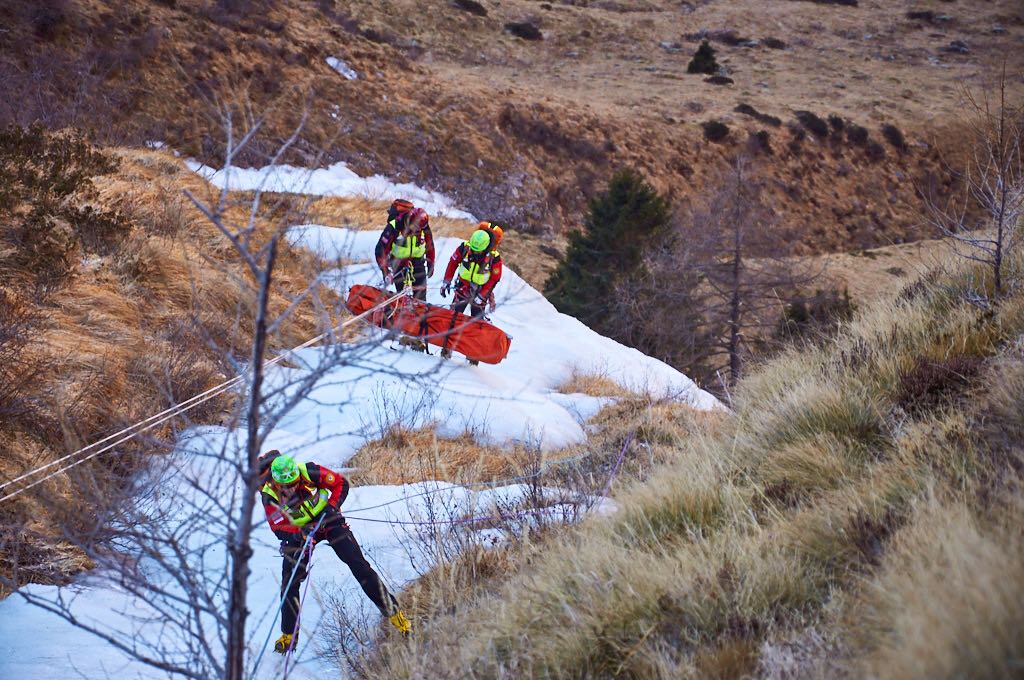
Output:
[0, 139, 334, 590]
[354, 247, 1024, 680]
[2, 0, 1020, 248]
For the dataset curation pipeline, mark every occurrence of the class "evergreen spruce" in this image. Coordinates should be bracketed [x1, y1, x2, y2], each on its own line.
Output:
[544, 168, 670, 329]
[687, 40, 718, 75]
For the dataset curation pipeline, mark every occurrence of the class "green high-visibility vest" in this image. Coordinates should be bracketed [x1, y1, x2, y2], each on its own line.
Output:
[458, 245, 499, 285]
[261, 463, 330, 527]
[389, 220, 427, 259]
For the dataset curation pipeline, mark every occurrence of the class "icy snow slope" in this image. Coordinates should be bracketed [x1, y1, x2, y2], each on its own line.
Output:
[284, 225, 720, 453]
[0, 224, 718, 679]
[186, 160, 476, 222]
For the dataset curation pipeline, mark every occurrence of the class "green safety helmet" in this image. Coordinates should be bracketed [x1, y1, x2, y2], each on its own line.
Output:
[270, 455, 300, 485]
[468, 229, 491, 253]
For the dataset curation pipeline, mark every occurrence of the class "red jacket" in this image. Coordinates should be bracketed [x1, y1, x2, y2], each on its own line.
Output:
[374, 213, 436, 273]
[443, 243, 503, 300]
[260, 462, 349, 539]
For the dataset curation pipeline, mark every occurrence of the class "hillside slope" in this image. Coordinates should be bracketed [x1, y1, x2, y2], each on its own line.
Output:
[2, 0, 1021, 245]
[0, 221, 719, 679]
[359, 251, 1024, 678]
[0, 140, 333, 590]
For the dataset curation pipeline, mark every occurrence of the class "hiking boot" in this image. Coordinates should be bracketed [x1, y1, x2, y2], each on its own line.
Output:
[398, 336, 427, 352]
[274, 633, 296, 654]
[440, 347, 452, 359]
[389, 611, 412, 635]
[468, 359, 479, 366]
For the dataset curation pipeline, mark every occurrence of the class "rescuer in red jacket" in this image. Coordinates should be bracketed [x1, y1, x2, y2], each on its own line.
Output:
[374, 205, 435, 301]
[440, 224, 504, 320]
[259, 452, 410, 653]
[438, 224, 504, 363]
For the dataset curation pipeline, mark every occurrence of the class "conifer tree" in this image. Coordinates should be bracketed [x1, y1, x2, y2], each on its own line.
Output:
[687, 40, 718, 75]
[545, 168, 670, 329]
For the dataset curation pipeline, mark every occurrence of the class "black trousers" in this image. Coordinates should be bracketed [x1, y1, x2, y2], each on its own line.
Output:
[451, 283, 486, 319]
[280, 513, 398, 634]
[390, 257, 428, 302]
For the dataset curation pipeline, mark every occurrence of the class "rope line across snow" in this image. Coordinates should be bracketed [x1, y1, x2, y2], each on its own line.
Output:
[0, 289, 411, 505]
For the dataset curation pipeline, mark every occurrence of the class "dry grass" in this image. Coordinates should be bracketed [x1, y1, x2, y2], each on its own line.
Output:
[0, 146, 342, 587]
[346, 428, 518, 487]
[6, 0, 1019, 245]
[345, 386, 719, 488]
[346, 251, 1024, 678]
[556, 370, 632, 398]
[850, 501, 1024, 680]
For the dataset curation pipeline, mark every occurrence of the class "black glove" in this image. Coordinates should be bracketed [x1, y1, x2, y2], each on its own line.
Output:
[440, 280, 452, 297]
[279, 535, 302, 557]
[427, 262, 435, 278]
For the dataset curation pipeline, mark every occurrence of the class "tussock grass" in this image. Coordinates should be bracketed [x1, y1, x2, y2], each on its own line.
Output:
[851, 502, 1024, 680]
[346, 428, 520, 486]
[347, 252, 1024, 678]
[556, 370, 632, 398]
[0, 147, 340, 587]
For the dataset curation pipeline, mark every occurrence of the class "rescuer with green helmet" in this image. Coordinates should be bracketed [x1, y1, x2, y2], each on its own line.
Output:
[259, 451, 411, 652]
[438, 224, 505, 362]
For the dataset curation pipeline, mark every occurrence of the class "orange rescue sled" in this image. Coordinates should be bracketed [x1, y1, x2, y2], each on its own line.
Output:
[346, 285, 512, 364]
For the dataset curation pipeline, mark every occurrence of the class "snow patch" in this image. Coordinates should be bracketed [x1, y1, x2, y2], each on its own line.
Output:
[187, 160, 476, 221]
[0, 229, 719, 677]
[326, 56, 359, 80]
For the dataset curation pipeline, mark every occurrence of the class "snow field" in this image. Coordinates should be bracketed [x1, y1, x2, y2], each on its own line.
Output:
[186, 161, 476, 222]
[0, 172, 719, 678]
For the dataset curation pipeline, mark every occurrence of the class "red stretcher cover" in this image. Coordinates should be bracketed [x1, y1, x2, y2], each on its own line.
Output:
[346, 285, 512, 364]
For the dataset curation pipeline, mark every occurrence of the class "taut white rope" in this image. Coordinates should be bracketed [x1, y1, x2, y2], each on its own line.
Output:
[0, 289, 408, 504]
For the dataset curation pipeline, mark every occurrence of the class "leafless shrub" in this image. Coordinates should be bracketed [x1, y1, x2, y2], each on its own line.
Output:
[923, 63, 1024, 297]
[0, 290, 42, 425]
[881, 123, 908, 152]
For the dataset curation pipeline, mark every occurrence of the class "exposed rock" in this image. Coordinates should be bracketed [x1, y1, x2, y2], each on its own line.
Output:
[453, 0, 487, 17]
[505, 21, 543, 41]
[940, 39, 970, 54]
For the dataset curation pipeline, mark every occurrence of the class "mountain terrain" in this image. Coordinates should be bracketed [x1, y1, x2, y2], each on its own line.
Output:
[2, 0, 1022, 246]
[0, 1, 1021, 678]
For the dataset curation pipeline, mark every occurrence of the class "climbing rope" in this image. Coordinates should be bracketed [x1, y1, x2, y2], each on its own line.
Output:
[0, 289, 410, 505]
[247, 514, 326, 680]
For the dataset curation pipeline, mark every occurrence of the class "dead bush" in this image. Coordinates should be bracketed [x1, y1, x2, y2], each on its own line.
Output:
[0, 290, 42, 425]
[777, 288, 856, 342]
[795, 110, 830, 138]
[703, 120, 730, 142]
[505, 21, 543, 41]
[454, 0, 488, 16]
[747, 130, 773, 156]
[865, 140, 887, 162]
[735, 103, 782, 127]
[846, 122, 870, 146]
[32, 0, 71, 40]
[880, 123, 908, 152]
[896, 355, 983, 416]
[0, 125, 127, 288]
